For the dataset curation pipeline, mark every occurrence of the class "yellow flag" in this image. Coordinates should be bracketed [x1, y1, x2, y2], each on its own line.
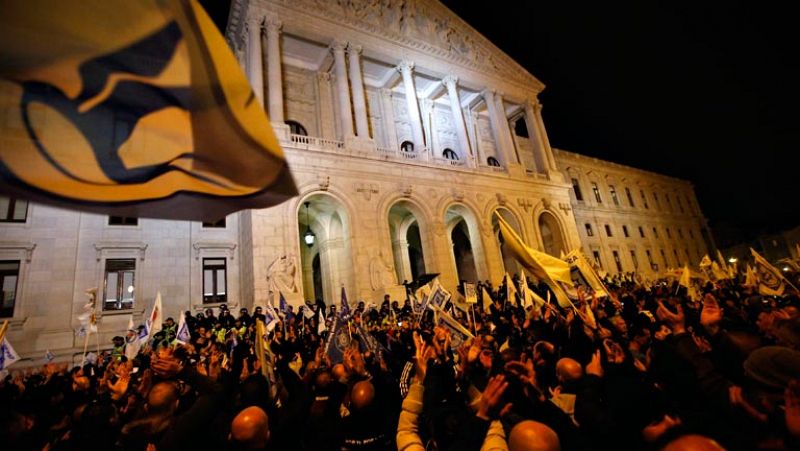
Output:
[679, 265, 691, 288]
[699, 255, 712, 268]
[751, 248, 786, 296]
[495, 212, 572, 307]
[564, 249, 609, 298]
[0, 0, 295, 220]
[254, 319, 269, 379]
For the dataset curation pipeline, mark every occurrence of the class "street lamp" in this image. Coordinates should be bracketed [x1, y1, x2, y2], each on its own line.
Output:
[728, 257, 737, 264]
[783, 266, 790, 272]
[303, 202, 315, 248]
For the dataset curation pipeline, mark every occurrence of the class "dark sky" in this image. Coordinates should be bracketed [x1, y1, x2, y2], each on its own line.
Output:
[203, 1, 798, 247]
[439, 1, 798, 246]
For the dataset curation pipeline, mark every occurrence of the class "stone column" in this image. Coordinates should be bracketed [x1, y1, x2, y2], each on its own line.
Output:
[397, 61, 425, 149]
[246, 16, 264, 107]
[531, 100, 559, 173]
[331, 40, 354, 139]
[494, 92, 520, 165]
[316, 72, 335, 139]
[347, 44, 370, 138]
[442, 75, 473, 165]
[380, 88, 399, 150]
[523, 100, 545, 173]
[483, 89, 506, 165]
[391, 239, 412, 284]
[264, 17, 284, 123]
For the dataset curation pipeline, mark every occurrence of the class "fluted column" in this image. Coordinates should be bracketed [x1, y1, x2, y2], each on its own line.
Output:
[442, 75, 472, 164]
[331, 40, 354, 139]
[347, 44, 370, 138]
[264, 17, 284, 122]
[246, 16, 264, 107]
[523, 100, 545, 173]
[397, 61, 425, 149]
[483, 89, 506, 165]
[392, 239, 412, 284]
[531, 100, 559, 172]
[380, 88, 399, 149]
[493, 92, 519, 165]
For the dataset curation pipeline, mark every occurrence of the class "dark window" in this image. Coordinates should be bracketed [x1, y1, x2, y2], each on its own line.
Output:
[109, 216, 138, 226]
[665, 193, 672, 210]
[653, 227, 659, 239]
[443, 148, 458, 160]
[666, 228, 672, 239]
[513, 117, 529, 138]
[203, 258, 227, 304]
[0, 261, 20, 318]
[630, 250, 638, 269]
[622, 225, 630, 237]
[585, 223, 594, 236]
[592, 251, 603, 269]
[641, 190, 649, 209]
[592, 182, 602, 203]
[689, 229, 694, 239]
[638, 226, 645, 238]
[660, 249, 668, 266]
[0, 197, 28, 222]
[103, 259, 135, 311]
[653, 192, 661, 209]
[202, 217, 226, 228]
[646, 250, 655, 269]
[487, 156, 501, 167]
[286, 120, 307, 136]
[625, 188, 635, 207]
[605, 224, 612, 237]
[612, 251, 622, 272]
[609, 185, 620, 206]
[400, 141, 415, 153]
[678, 228, 684, 239]
[677, 196, 684, 213]
[673, 249, 680, 266]
[571, 178, 584, 201]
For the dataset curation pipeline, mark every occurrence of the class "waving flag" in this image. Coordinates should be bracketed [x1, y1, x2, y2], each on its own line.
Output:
[0, 336, 20, 370]
[278, 292, 288, 316]
[0, 0, 295, 221]
[482, 286, 494, 311]
[176, 314, 190, 344]
[147, 292, 163, 338]
[340, 287, 351, 319]
[751, 248, 787, 296]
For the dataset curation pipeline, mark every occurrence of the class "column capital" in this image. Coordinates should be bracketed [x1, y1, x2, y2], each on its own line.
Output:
[397, 60, 415, 74]
[246, 15, 264, 29]
[317, 71, 331, 82]
[442, 74, 458, 89]
[264, 15, 282, 33]
[481, 88, 496, 100]
[330, 39, 348, 52]
[380, 87, 393, 97]
[347, 43, 363, 55]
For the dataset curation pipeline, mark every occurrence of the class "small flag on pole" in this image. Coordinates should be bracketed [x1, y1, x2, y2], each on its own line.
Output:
[0, 336, 20, 370]
[147, 292, 163, 338]
[45, 349, 55, 362]
[176, 314, 191, 344]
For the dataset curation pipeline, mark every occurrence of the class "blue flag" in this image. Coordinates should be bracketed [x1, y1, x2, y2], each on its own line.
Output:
[340, 287, 351, 319]
[279, 292, 288, 315]
[324, 313, 353, 364]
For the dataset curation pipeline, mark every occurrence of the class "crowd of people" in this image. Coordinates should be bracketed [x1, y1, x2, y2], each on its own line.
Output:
[1, 271, 800, 450]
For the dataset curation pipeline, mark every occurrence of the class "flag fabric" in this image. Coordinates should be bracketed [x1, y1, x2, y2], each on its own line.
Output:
[0, 337, 20, 370]
[264, 304, 280, 332]
[278, 292, 288, 316]
[147, 292, 163, 338]
[427, 279, 451, 310]
[518, 271, 532, 309]
[463, 282, 478, 304]
[324, 313, 353, 364]
[699, 255, 712, 268]
[495, 213, 573, 307]
[482, 286, 494, 311]
[716, 250, 730, 274]
[127, 315, 135, 332]
[0, 0, 296, 221]
[504, 273, 518, 306]
[564, 249, 609, 298]
[302, 305, 315, 319]
[316, 307, 327, 335]
[751, 248, 786, 296]
[431, 304, 474, 349]
[743, 264, 757, 288]
[176, 314, 190, 344]
[77, 288, 98, 333]
[340, 287, 351, 319]
[678, 266, 691, 289]
[45, 349, 55, 362]
[711, 262, 731, 281]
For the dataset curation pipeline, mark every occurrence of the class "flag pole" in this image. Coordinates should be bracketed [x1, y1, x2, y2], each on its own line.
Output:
[81, 330, 90, 364]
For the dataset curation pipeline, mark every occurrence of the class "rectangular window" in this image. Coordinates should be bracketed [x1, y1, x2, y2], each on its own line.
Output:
[571, 178, 584, 201]
[103, 259, 135, 311]
[678, 228, 684, 239]
[660, 249, 668, 266]
[677, 196, 684, 213]
[609, 185, 620, 206]
[673, 249, 680, 266]
[592, 251, 603, 269]
[665, 193, 672, 210]
[0, 261, 20, 318]
[108, 216, 138, 226]
[638, 226, 645, 238]
[605, 224, 613, 237]
[625, 187, 635, 207]
[202, 217, 227, 228]
[203, 258, 227, 304]
[622, 225, 630, 237]
[666, 228, 672, 239]
[585, 223, 594, 237]
[630, 250, 638, 269]
[641, 190, 649, 209]
[653, 192, 661, 209]
[689, 229, 694, 239]
[653, 227, 659, 239]
[0, 197, 28, 223]
[646, 250, 655, 270]
[591, 182, 602, 203]
[612, 250, 622, 272]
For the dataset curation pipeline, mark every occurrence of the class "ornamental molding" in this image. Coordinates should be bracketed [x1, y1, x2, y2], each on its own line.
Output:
[93, 242, 148, 261]
[192, 241, 238, 260]
[0, 241, 36, 262]
[227, 0, 544, 93]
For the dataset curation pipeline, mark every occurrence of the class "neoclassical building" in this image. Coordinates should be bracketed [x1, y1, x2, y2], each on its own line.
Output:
[0, 0, 710, 362]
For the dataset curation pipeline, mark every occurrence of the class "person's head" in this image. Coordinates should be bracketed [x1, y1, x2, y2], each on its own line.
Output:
[555, 358, 583, 385]
[165, 317, 175, 327]
[254, 306, 262, 315]
[350, 380, 375, 410]
[610, 315, 628, 335]
[112, 336, 125, 346]
[331, 363, 347, 382]
[147, 381, 180, 415]
[230, 406, 270, 450]
[661, 434, 724, 451]
[508, 420, 560, 451]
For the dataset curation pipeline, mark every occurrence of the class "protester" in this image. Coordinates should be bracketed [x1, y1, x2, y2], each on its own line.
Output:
[1, 269, 800, 450]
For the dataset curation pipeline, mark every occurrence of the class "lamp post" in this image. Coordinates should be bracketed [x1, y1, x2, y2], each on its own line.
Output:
[303, 202, 315, 248]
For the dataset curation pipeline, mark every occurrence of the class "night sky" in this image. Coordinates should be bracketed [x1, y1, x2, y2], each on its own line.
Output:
[204, 1, 798, 247]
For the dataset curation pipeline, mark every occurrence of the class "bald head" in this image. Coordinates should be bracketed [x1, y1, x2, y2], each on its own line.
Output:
[231, 406, 270, 450]
[332, 363, 348, 382]
[350, 380, 375, 410]
[148, 382, 179, 414]
[555, 358, 583, 384]
[508, 420, 560, 451]
[662, 434, 725, 451]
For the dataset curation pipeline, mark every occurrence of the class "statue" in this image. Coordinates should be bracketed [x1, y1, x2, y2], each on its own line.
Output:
[267, 255, 300, 295]
[369, 252, 396, 290]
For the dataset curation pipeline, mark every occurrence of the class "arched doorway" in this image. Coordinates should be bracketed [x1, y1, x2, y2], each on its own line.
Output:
[445, 204, 485, 285]
[492, 208, 522, 275]
[298, 194, 354, 305]
[539, 212, 566, 257]
[388, 201, 429, 285]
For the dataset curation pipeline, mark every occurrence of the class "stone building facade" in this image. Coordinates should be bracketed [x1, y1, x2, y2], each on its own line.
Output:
[0, 0, 709, 363]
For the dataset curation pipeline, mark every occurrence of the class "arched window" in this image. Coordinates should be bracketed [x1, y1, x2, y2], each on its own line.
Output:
[286, 120, 307, 136]
[400, 141, 415, 153]
[442, 148, 458, 160]
[487, 156, 500, 167]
